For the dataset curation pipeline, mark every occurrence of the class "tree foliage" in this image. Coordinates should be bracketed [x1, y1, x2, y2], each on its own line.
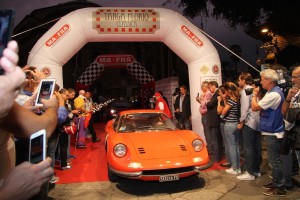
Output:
[165, 0, 300, 35]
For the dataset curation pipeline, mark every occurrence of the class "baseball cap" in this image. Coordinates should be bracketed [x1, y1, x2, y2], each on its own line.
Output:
[153, 92, 161, 98]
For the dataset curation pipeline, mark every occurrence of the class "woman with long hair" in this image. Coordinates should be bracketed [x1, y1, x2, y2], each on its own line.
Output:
[220, 82, 241, 175]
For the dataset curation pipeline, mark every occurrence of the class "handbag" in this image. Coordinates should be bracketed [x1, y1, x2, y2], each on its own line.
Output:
[63, 122, 77, 135]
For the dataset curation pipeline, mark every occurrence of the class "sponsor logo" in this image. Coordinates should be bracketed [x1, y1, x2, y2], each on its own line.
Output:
[212, 65, 219, 74]
[200, 65, 209, 75]
[41, 67, 51, 77]
[46, 24, 70, 47]
[93, 9, 160, 34]
[96, 55, 135, 65]
[181, 25, 203, 47]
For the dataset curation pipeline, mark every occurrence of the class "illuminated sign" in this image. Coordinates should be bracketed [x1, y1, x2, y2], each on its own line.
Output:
[93, 9, 160, 34]
[46, 24, 70, 47]
[181, 25, 203, 47]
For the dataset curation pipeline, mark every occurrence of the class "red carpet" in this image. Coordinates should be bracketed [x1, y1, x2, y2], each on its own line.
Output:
[55, 122, 227, 184]
[55, 123, 109, 184]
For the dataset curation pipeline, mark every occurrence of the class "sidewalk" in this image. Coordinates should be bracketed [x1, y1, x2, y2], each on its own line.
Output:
[48, 159, 300, 200]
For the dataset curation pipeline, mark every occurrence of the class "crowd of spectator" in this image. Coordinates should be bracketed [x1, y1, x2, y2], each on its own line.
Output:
[0, 40, 299, 199]
[196, 68, 300, 197]
[0, 40, 103, 199]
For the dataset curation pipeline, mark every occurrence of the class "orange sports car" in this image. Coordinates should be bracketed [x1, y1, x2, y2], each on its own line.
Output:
[105, 109, 211, 182]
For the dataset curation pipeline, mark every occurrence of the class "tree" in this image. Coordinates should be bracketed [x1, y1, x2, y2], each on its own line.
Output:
[164, 0, 300, 36]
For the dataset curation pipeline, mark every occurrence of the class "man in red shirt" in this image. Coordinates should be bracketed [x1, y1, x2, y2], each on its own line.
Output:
[153, 92, 172, 119]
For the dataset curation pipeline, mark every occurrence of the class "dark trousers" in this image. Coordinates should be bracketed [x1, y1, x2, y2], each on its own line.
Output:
[242, 125, 262, 174]
[88, 113, 98, 141]
[59, 132, 69, 167]
[207, 126, 222, 162]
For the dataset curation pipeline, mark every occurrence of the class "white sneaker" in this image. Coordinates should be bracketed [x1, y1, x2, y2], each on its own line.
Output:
[237, 171, 255, 180]
[225, 168, 241, 175]
[50, 175, 59, 184]
[253, 172, 261, 177]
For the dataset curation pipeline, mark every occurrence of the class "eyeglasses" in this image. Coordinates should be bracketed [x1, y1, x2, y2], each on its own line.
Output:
[291, 75, 300, 79]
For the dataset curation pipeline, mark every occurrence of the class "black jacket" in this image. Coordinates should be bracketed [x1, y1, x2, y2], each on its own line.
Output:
[174, 94, 191, 120]
[206, 89, 220, 127]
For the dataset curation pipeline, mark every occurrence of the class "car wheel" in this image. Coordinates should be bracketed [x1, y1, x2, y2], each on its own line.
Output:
[107, 166, 120, 183]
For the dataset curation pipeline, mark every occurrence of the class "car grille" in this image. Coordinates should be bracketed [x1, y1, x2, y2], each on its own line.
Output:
[180, 145, 187, 151]
[137, 147, 145, 154]
[137, 145, 187, 154]
[142, 166, 195, 176]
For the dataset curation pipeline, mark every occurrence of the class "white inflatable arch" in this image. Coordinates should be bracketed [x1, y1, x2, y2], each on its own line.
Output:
[28, 7, 221, 140]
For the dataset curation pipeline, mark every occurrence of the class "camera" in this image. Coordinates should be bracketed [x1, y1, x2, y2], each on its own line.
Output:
[244, 77, 267, 96]
[245, 88, 253, 95]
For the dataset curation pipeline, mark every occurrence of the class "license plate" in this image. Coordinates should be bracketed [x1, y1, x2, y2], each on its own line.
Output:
[159, 174, 179, 182]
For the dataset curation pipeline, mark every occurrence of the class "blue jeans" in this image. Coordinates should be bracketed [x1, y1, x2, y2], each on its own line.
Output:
[224, 122, 240, 169]
[242, 125, 262, 174]
[47, 132, 59, 169]
[220, 121, 230, 163]
[265, 135, 285, 189]
[280, 151, 293, 188]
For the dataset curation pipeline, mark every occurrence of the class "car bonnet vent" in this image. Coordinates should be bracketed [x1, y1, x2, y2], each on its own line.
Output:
[138, 147, 145, 154]
[180, 145, 187, 151]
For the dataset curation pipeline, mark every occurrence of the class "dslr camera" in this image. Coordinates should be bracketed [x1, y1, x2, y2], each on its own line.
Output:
[244, 77, 266, 96]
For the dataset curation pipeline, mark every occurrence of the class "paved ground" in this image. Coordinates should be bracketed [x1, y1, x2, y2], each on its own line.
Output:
[48, 159, 300, 200]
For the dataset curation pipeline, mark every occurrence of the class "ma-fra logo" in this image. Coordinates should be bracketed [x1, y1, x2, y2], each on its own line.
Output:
[181, 25, 203, 47]
[212, 65, 219, 74]
[41, 67, 51, 77]
[46, 24, 70, 47]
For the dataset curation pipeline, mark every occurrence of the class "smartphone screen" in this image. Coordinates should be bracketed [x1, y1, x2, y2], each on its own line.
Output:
[0, 9, 15, 75]
[35, 79, 56, 106]
[29, 129, 46, 164]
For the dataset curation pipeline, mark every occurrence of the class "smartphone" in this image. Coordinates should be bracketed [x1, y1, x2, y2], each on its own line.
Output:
[0, 9, 15, 75]
[35, 79, 56, 106]
[29, 129, 46, 164]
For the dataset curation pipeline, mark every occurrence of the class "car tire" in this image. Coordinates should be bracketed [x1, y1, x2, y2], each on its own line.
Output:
[107, 167, 120, 183]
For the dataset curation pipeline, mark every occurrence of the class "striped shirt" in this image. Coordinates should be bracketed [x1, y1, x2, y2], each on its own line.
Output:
[224, 98, 239, 122]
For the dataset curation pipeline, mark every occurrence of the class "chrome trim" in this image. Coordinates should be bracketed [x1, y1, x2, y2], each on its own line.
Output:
[108, 161, 212, 179]
[108, 166, 142, 178]
[195, 159, 213, 170]
[142, 170, 199, 177]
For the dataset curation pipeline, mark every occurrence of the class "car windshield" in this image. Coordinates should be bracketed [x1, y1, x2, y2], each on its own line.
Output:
[117, 112, 176, 132]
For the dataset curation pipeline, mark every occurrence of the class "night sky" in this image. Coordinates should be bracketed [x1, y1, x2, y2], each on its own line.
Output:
[1, 0, 265, 71]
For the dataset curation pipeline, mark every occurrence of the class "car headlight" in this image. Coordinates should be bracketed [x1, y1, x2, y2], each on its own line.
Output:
[192, 139, 203, 152]
[114, 144, 127, 157]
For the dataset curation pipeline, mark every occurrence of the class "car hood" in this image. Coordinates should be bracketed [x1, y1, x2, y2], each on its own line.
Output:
[127, 131, 192, 160]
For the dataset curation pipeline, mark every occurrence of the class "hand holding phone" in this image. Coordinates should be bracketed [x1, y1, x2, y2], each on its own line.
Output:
[0, 9, 15, 75]
[35, 79, 56, 107]
[29, 129, 46, 164]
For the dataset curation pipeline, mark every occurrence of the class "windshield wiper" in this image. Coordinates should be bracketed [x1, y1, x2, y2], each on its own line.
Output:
[135, 125, 153, 130]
